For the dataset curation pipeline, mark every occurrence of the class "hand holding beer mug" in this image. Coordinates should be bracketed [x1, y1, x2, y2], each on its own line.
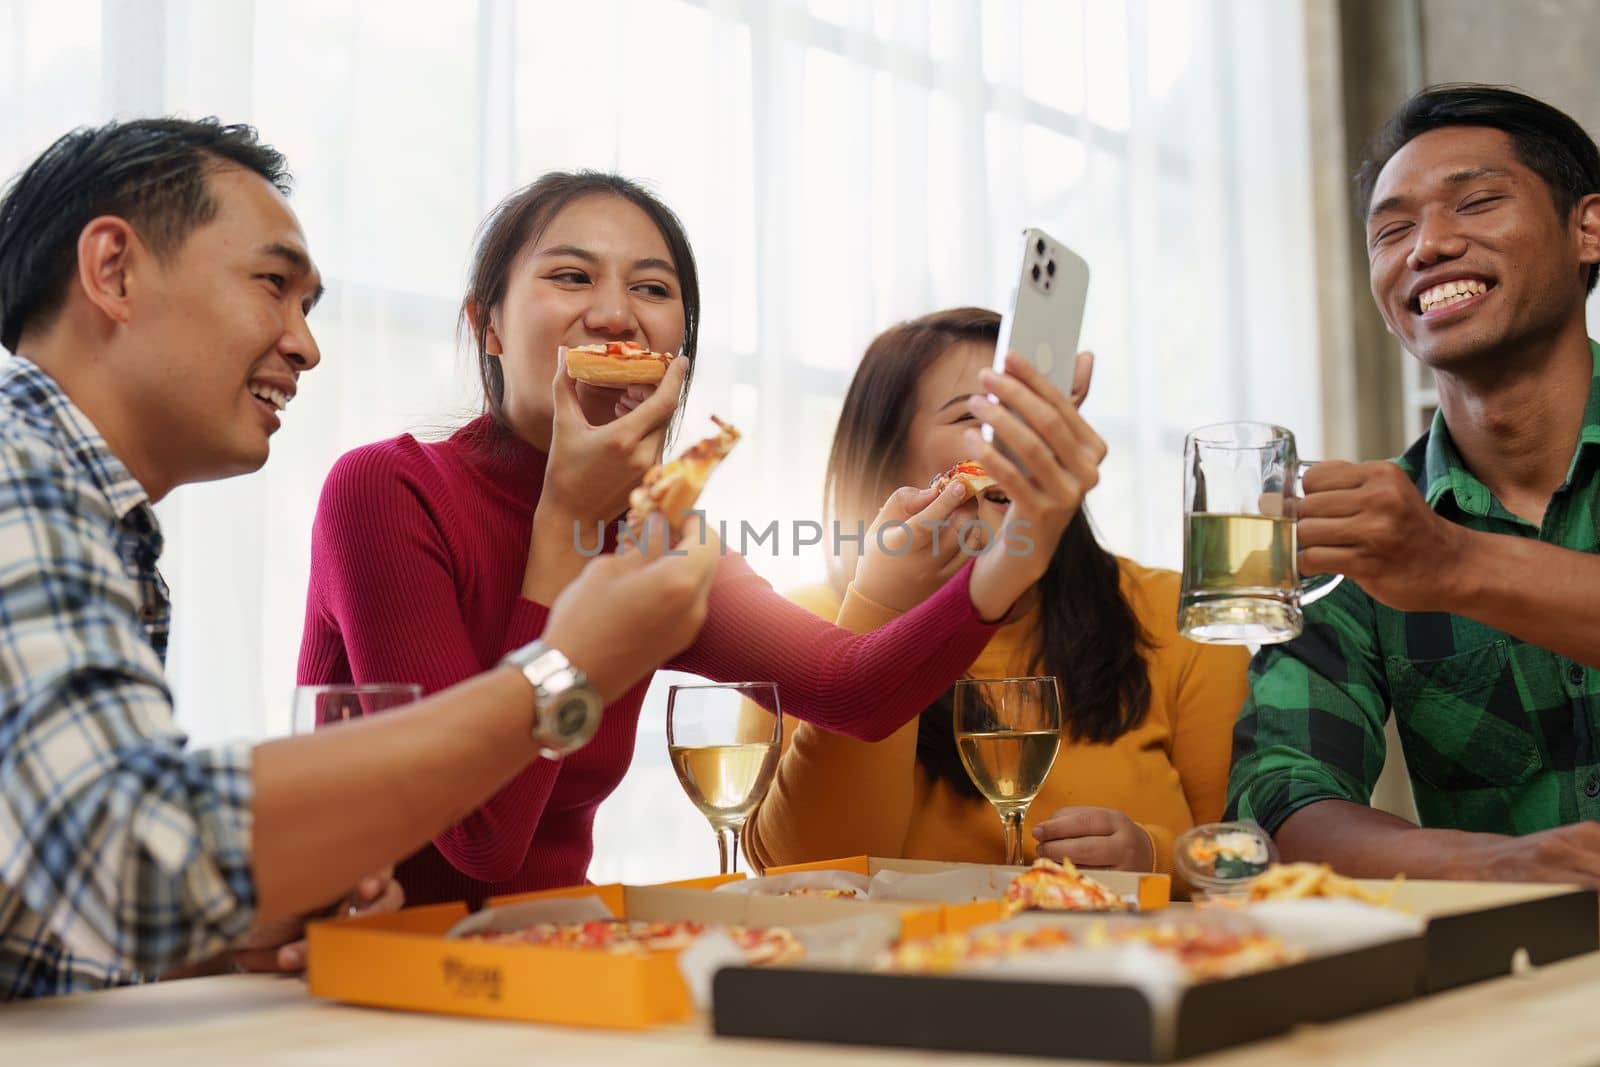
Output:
[1179, 423, 1342, 644]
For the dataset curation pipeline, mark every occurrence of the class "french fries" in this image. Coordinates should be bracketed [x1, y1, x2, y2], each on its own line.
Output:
[1240, 862, 1404, 906]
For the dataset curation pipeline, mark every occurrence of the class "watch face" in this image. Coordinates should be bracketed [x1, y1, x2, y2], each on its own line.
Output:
[555, 698, 593, 739]
[522, 653, 602, 758]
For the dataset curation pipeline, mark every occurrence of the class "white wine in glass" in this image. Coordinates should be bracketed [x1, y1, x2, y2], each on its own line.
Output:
[954, 677, 1062, 865]
[666, 682, 781, 875]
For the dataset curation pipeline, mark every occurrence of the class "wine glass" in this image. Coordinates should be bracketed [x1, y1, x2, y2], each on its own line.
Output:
[292, 683, 421, 734]
[666, 682, 782, 875]
[953, 676, 1063, 866]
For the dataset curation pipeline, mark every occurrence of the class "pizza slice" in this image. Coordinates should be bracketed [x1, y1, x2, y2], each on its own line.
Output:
[631, 920, 708, 952]
[466, 919, 649, 953]
[565, 340, 675, 386]
[929, 459, 998, 496]
[1004, 857, 1127, 915]
[460, 917, 800, 965]
[879, 926, 1076, 974]
[626, 416, 740, 539]
[726, 925, 806, 965]
[1110, 923, 1303, 980]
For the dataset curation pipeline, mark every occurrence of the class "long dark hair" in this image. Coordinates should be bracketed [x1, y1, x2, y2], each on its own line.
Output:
[824, 307, 1153, 796]
[459, 171, 700, 438]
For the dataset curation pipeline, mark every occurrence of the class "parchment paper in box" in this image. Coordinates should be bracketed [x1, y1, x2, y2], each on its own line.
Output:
[677, 911, 900, 1009]
[934, 899, 1422, 1058]
[712, 870, 870, 898]
[444, 895, 615, 939]
[766, 855, 1169, 911]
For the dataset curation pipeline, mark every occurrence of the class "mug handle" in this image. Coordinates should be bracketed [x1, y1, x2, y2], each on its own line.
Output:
[1295, 461, 1344, 606]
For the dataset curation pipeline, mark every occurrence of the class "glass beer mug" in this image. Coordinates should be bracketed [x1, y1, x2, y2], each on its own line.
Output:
[1179, 422, 1342, 644]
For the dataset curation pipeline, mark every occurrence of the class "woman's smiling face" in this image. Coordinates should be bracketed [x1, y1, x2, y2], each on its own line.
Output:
[486, 192, 686, 444]
[899, 339, 1012, 540]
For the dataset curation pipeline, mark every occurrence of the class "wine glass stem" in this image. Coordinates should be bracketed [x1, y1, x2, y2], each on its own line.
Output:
[1000, 808, 1027, 866]
[715, 823, 742, 876]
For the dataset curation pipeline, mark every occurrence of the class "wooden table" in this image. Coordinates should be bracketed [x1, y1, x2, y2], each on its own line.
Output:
[6, 953, 1599, 1066]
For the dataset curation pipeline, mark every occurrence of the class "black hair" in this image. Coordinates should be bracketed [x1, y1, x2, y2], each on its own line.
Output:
[1355, 83, 1600, 293]
[0, 116, 290, 351]
[824, 307, 1153, 798]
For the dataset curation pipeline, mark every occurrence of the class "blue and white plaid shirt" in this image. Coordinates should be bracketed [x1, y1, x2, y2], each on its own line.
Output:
[0, 355, 257, 999]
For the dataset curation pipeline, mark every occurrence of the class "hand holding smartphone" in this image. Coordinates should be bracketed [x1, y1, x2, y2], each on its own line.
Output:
[982, 228, 1091, 470]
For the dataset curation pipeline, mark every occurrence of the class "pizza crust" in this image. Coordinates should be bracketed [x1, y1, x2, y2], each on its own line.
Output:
[565, 343, 673, 386]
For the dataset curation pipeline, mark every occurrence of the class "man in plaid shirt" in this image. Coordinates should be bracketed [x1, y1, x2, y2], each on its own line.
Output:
[0, 119, 721, 998]
[1227, 85, 1600, 882]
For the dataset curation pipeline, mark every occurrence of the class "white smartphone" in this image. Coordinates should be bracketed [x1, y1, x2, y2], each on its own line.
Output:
[983, 227, 1090, 458]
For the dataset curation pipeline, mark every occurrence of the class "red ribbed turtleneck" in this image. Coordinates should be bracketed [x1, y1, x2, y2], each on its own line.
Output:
[297, 415, 996, 905]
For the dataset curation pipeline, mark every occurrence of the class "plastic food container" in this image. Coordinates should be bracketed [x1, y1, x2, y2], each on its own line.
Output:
[1174, 821, 1276, 897]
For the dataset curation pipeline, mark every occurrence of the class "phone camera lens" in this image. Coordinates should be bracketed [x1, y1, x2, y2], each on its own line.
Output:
[1035, 238, 1046, 256]
[1046, 260, 1056, 277]
[1031, 264, 1041, 282]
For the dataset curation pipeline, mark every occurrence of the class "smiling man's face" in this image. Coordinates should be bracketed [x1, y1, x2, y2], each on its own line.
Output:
[1366, 125, 1590, 371]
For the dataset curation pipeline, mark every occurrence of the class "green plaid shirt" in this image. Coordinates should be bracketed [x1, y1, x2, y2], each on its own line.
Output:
[1227, 340, 1600, 837]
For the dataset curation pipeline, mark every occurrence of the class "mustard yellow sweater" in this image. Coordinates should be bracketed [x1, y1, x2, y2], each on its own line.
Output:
[744, 558, 1250, 877]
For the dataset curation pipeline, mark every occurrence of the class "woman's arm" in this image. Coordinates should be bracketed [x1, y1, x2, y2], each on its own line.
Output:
[743, 585, 926, 869]
[672, 553, 996, 741]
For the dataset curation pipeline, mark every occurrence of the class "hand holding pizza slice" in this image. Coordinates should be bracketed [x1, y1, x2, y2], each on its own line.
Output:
[929, 459, 999, 497]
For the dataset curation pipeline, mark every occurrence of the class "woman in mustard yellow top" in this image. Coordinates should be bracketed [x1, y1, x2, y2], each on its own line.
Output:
[743, 307, 1249, 879]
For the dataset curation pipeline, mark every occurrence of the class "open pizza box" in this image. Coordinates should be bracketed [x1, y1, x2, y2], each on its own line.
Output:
[760, 855, 1170, 925]
[305, 873, 946, 1030]
[1351, 877, 1598, 991]
[713, 898, 1426, 1061]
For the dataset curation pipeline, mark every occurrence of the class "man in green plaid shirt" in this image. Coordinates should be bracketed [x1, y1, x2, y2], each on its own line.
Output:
[1227, 85, 1600, 883]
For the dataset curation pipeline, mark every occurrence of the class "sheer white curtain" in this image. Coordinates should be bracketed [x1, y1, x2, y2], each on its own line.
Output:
[1, 0, 1320, 882]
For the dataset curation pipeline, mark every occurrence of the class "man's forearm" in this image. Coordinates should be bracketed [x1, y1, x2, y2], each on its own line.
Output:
[250, 667, 538, 926]
[1445, 529, 1600, 669]
[1275, 799, 1501, 879]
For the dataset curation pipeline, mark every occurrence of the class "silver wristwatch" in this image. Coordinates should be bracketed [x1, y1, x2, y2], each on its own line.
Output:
[500, 640, 603, 758]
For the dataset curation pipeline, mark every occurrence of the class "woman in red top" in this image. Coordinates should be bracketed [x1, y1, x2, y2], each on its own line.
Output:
[297, 172, 1105, 904]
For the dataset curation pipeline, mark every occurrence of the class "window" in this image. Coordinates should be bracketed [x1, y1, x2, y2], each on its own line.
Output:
[3, 0, 1320, 883]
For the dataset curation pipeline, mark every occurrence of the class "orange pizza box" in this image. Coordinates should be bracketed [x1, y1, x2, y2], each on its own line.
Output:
[305, 874, 941, 1030]
[764, 854, 1171, 919]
